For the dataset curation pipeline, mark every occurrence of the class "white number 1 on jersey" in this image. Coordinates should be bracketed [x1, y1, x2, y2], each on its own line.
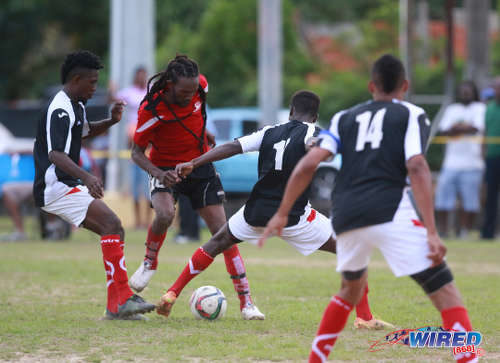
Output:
[355, 108, 386, 151]
[273, 138, 291, 170]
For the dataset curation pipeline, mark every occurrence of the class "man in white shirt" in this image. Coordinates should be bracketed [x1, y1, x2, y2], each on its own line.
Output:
[435, 80, 485, 238]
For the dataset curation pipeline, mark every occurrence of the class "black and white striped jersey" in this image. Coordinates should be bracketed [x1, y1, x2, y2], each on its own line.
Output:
[33, 90, 90, 207]
[318, 99, 430, 234]
[237, 120, 320, 227]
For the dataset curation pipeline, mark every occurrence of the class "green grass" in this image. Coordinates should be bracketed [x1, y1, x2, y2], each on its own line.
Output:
[0, 219, 499, 362]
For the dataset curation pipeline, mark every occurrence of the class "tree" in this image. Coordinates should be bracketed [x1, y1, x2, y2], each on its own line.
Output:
[0, 0, 109, 100]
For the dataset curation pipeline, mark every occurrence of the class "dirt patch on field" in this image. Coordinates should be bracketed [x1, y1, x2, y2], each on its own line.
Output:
[0, 353, 85, 362]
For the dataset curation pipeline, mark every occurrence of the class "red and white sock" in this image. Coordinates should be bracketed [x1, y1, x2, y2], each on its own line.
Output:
[168, 247, 214, 296]
[441, 306, 477, 363]
[103, 258, 119, 314]
[355, 284, 373, 321]
[101, 234, 134, 309]
[309, 296, 353, 363]
[144, 226, 166, 270]
[223, 244, 253, 310]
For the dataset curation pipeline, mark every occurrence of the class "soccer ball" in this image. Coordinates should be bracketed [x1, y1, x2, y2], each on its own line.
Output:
[189, 285, 227, 320]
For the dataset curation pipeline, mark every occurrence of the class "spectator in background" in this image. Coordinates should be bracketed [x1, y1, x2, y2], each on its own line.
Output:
[481, 77, 500, 240]
[0, 181, 33, 241]
[434, 80, 485, 239]
[175, 194, 200, 243]
[111, 66, 152, 230]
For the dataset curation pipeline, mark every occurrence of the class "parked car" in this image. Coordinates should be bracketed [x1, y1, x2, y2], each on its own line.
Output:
[208, 107, 289, 194]
[207, 107, 340, 216]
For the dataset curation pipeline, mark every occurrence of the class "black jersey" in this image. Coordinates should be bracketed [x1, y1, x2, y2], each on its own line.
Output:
[33, 90, 90, 207]
[318, 99, 430, 234]
[238, 120, 320, 227]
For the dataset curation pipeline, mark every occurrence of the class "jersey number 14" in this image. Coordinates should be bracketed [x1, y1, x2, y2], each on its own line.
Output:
[355, 108, 386, 151]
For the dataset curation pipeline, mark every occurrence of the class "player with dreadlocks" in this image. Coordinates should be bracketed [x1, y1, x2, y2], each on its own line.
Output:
[130, 54, 265, 320]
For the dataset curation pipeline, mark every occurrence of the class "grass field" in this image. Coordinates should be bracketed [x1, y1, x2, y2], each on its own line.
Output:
[0, 218, 499, 362]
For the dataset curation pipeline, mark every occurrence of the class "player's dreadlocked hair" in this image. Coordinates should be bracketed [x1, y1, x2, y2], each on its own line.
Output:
[141, 54, 201, 106]
[61, 50, 103, 84]
[142, 54, 208, 152]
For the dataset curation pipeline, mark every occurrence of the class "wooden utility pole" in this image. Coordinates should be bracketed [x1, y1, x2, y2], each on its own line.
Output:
[399, 0, 415, 97]
[464, 0, 490, 90]
[416, 0, 430, 63]
[444, 0, 455, 99]
[258, 0, 282, 126]
[108, 0, 155, 191]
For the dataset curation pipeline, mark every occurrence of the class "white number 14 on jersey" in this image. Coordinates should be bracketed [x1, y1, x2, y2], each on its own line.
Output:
[355, 108, 386, 151]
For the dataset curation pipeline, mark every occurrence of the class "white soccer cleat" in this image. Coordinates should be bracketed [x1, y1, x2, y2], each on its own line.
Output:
[241, 302, 265, 320]
[129, 261, 156, 292]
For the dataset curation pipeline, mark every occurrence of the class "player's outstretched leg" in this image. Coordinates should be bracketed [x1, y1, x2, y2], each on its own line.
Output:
[198, 205, 264, 320]
[158, 246, 215, 317]
[157, 225, 232, 317]
[130, 192, 174, 292]
[222, 245, 265, 320]
[158, 224, 264, 319]
[309, 270, 367, 363]
[83, 200, 155, 320]
[412, 263, 477, 363]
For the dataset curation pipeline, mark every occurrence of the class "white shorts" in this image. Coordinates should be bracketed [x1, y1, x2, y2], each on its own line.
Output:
[336, 188, 433, 277]
[228, 204, 334, 256]
[41, 185, 94, 227]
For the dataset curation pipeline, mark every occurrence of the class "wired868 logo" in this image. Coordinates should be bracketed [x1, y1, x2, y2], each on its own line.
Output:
[369, 326, 485, 356]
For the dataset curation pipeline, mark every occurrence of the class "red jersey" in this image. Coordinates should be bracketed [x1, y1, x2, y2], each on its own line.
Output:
[134, 74, 209, 167]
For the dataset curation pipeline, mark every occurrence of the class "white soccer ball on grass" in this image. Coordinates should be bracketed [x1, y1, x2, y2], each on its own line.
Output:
[189, 285, 227, 320]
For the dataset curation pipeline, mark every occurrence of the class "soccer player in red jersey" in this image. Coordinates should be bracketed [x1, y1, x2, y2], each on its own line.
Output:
[129, 54, 264, 320]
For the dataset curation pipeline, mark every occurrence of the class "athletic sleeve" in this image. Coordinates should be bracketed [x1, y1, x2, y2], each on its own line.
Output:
[302, 123, 318, 145]
[405, 109, 431, 160]
[133, 104, 160, 148]
[237, 126, 272, 153]
[318, 111, 344, 155]
[47, 108, 74, 154]
[199, 74, 209, 93]
[81, 103, 90, 138]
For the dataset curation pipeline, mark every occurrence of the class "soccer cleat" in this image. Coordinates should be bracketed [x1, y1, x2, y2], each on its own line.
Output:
[100, 309, 149, 321]
[241, 302, 265, 320]
[157, 291, 177, 318]
[117, 294, 155, 318]
[129, 261, 156, 292]
[354, 317, 394, 330]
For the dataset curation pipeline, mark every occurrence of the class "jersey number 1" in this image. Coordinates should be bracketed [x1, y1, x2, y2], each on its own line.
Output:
[273, 138, 291, 170]
[355, 108, 386, 151]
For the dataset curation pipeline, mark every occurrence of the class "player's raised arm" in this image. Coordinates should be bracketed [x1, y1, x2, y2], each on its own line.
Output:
[83, 100, 127, 139]
[176, 140, 243, 178]
[258, 146, 332, 246]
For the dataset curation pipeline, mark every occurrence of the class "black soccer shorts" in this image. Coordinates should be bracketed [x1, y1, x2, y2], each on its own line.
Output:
[149, 164, 225, 210]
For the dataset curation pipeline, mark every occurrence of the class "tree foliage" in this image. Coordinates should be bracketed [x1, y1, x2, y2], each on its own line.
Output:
[0, 0, 108, 100]
[155, 0, 314, 108]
